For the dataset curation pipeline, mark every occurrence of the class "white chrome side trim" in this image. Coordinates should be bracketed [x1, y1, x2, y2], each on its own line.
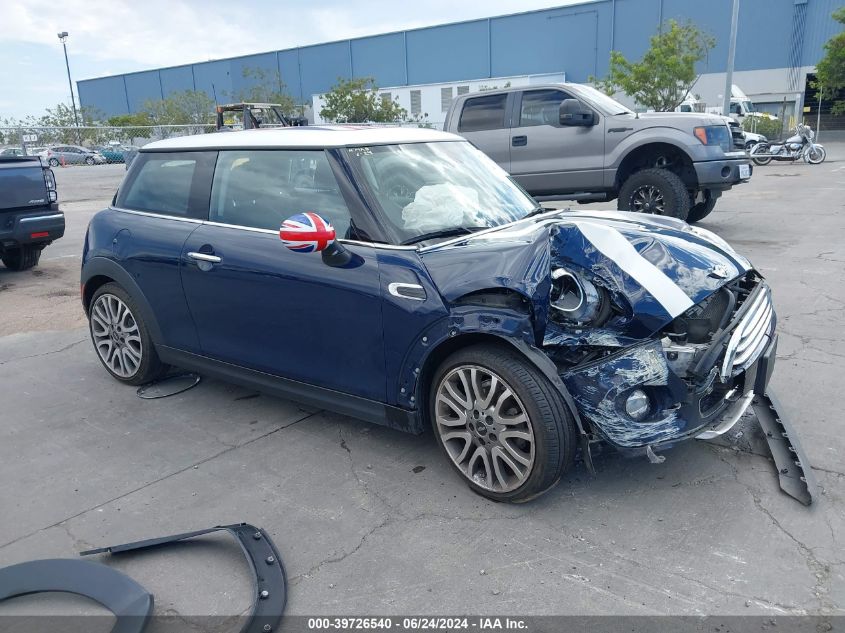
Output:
[388, 282, 426, 300]
[110, 207, 419, 251]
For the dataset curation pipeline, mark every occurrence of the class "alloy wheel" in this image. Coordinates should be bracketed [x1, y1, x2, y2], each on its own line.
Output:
[90, 294, 143, 378]
[434, 365, 535, 493]
[630, 185, 665, 214]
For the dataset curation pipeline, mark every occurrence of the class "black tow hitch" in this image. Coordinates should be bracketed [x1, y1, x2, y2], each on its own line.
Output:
[753, 391, 818, 506]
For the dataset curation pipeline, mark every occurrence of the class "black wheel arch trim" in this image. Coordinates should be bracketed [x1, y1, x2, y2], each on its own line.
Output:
[81, 523, 286, 633]
[0, 558, 154, 633]
[82, 256, 163, 344]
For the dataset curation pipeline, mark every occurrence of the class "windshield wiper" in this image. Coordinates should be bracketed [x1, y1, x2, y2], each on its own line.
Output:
[524, 205, 551, 218]
[400, 226, 483, 246]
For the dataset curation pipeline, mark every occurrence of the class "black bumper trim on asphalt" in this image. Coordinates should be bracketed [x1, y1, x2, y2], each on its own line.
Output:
[81, 523, 287, 633]
[753, 390, 818, 506]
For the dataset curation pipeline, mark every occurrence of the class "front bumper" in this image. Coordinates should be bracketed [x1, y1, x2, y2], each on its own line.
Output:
[0, 206, 65, 251]
[559, 284, 777, 449]
[694, 154, 752, 190]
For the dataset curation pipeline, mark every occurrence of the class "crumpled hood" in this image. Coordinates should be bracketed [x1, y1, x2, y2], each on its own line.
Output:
[420, 210, 752, 338]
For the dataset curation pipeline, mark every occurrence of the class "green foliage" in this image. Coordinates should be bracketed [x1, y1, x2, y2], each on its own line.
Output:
[320, 77, 407, 123]
[227, 67, 297, 114]
[815, 7, 845, 116]
[142, 90, 215, 127]
[106, 113, 153, 139]
[742, 115, 782, 139]
[590, 20, 715, 111]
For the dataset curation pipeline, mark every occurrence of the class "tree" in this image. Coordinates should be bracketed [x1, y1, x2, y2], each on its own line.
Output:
[106, 113, 153, 140]
[815, 7, 845, 116]
[591, 20, 715, 111]
[228, 66, 297, 114]
[320, 77, 407, 123]
[141, 90, 215, 136]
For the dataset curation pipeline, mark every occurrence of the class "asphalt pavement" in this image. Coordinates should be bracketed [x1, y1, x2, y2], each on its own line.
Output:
[0, 153, 843, 627]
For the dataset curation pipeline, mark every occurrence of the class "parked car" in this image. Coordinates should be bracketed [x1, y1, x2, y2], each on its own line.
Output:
[0, 156, 64, 270]
[80, 127, 806, 503]
[93, 144, 132, 163]
[0, 147, 25, 157]
[40, 145, 106, 166]
[443, 83, 752, 224]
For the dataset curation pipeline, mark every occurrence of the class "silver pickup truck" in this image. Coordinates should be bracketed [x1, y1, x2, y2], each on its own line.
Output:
[444, 83, 752, 223]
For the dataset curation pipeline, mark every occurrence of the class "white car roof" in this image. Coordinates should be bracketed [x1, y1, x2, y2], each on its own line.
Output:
[144, 126, 462, 151]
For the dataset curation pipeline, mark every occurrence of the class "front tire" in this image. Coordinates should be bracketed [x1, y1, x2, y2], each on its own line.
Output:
[48, 158, 59, 167]
[1, 246, 41, 270]
[805, 145, 826, 164]
[85, 156, 95, 165]
[88, 283, 166, 385]
[617, 168, 690, 221]
[430, 345, 576, 503]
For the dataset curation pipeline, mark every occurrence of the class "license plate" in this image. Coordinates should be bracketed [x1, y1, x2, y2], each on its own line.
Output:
[739, 164, 750, 179]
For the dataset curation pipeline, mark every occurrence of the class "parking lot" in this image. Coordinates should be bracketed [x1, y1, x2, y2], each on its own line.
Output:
[1, 151, 844, 625]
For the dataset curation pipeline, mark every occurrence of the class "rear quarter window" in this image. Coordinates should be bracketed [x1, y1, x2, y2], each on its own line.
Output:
[117, 151, 215, 218]
[458, 94, 508, 132]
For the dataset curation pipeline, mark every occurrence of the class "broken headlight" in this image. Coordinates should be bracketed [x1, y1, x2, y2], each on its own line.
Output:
[549, 268, 608, 325]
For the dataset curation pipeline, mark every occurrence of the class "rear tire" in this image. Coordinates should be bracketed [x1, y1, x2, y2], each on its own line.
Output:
[751, 144, 773, 166]
[429, 344, 576, 503]
[617, 168, 690, 221]
[686, 194, 717, 224]
[88, 282, 167, 385]
[1, 246, 41, 270]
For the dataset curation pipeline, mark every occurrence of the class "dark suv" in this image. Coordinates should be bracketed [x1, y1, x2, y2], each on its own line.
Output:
[0, 156, 64, 270]
[80, 127, 809, 504]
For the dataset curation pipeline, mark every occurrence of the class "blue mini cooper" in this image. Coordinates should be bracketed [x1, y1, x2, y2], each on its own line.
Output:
[81, 127, 813, 504]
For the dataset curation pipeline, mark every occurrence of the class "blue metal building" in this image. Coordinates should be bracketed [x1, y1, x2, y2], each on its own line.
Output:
[78, 0, 844, 120]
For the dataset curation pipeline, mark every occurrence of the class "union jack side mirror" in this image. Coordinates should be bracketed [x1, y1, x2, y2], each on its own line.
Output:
[279, 212, 353, 268]
[279, 212, 336, 253]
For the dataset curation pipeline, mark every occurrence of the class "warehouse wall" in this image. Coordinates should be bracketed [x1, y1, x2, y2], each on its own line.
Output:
[77, 0, 845, 118]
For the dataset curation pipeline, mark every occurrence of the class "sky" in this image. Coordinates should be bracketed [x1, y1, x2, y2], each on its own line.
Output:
[0, 0, 582, 120]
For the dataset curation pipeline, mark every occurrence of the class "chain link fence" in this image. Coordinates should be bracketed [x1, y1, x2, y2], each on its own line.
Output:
[0, 125, 216, 165]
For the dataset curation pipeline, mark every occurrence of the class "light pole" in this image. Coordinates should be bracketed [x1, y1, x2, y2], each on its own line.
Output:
[57, 31, 81, 143]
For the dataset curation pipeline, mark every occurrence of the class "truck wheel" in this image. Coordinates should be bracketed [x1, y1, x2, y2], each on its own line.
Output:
[1, 246, 41, 271]
[618, 168, 690, 221]
[430, 344, 576, 503]
[686, 194, 717, 224]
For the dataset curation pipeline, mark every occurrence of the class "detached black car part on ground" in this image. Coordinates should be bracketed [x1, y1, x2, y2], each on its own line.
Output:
[0, 523, 287, 633]
[0, 156, 64, 270]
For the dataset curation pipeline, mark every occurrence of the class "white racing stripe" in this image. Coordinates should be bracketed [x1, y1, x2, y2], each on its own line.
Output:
[572, 220, 695, 317]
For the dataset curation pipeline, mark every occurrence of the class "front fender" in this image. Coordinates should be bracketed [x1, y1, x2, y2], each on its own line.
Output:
[398, 306, 586, 436]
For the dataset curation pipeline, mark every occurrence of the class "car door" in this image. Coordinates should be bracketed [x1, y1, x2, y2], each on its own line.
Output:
[454, 92, 512, 171]
[179, 148, 386, 402]
[508, 88, 606, 194]
[111, 150, 217, 353]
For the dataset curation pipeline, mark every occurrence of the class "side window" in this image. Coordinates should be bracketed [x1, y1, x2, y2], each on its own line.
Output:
[209, 150, 353, 238]
[458, 94, 507, 132]
[118, 153, 200, 216]
[519, 90, 572, 127]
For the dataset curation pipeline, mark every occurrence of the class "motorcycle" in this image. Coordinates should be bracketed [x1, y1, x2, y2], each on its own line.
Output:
[749, 123, 826, 165]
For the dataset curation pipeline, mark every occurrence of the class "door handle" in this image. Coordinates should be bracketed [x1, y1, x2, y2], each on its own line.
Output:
[187, 252, 221, 264]
[512, 135, 527, 147]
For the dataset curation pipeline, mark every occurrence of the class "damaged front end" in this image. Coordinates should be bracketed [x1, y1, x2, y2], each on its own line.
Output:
[450, 210, 814, 504]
